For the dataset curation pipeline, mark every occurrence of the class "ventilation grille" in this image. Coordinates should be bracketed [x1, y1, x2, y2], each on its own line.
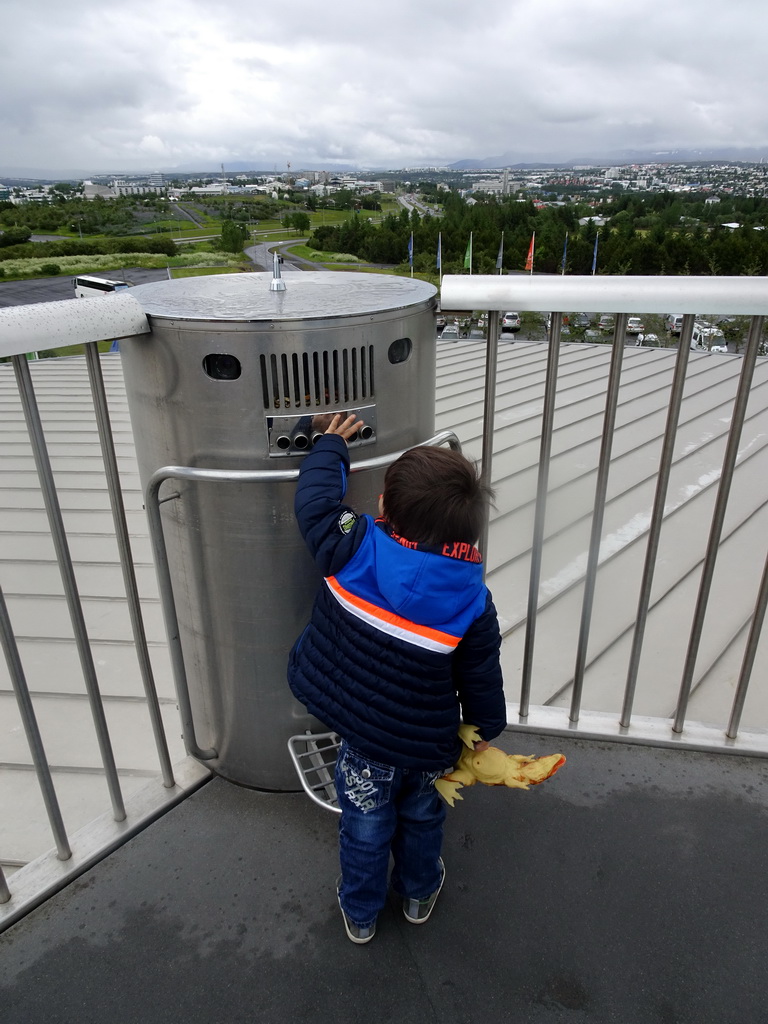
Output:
[260, 346, 375, 409]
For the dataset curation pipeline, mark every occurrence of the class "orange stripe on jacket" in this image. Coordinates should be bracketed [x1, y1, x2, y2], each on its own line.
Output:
[325, 576, 461, 653]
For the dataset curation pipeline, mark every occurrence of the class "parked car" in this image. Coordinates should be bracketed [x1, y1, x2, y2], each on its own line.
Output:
[435, 314, 446, 330]
[627, 317, 645, 334]
[598, 314, 615, 332]
[502, 311, 521, 332]
[691, 324, 727, 351]
[441, 323, 459, 341]
[665, 314, 684, 335]
[635, 333, 660, 347]
[572, 313, 592, 328]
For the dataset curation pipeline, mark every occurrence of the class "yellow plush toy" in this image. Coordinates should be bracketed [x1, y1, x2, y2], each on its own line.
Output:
[435, 724, 566, 807]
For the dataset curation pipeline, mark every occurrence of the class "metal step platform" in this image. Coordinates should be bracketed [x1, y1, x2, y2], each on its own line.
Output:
[287, 731, 342, 813]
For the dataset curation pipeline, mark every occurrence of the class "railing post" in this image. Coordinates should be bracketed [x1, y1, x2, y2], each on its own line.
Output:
[570, 314, 628, 722]
[478, 311, 500, 565]
[520, 312, 563, 717]
[621, 314, 694, 727]
[0, 585, 72, 861]
[12, 355, 126, 822]
[0, 866, 10, 905]
[84, 343, 175, 788]
[674, 314, 765, 733]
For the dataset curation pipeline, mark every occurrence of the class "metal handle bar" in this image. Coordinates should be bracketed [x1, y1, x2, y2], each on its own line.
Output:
[145, 430, 461, 762]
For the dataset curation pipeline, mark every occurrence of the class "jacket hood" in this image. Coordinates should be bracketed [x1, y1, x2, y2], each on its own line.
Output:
[370, 519, 485, 626]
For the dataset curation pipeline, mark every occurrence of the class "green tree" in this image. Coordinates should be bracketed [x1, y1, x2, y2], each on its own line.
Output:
[292, 212, 311, 234]
[220, 220, 247, 253]
[0, 226, 32, 246]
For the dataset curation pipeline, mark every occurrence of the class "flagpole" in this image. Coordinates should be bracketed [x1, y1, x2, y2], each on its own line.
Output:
[591, 231, 599, 276]
[496, 231, 504, 275]
[437, 231, 442, 288]
[561, 231, 568, 275]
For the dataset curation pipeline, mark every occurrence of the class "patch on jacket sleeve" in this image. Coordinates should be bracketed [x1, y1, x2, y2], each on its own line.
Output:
[338, 510, 358, 535]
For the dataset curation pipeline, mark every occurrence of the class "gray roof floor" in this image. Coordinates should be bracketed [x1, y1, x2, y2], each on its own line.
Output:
[1, 729, 766, 1024]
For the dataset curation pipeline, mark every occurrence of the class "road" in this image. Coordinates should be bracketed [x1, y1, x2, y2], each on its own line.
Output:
[0, 247, 312, 307]
[398, 193, 439, 217]
[245, 241, 313, 273]
[0, 268, 172, 307]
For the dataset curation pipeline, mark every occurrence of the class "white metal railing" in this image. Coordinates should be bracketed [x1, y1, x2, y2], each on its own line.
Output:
[2, 277, 768, 926]
[0, 295, 209, 929]
[442, 275, 768, 758]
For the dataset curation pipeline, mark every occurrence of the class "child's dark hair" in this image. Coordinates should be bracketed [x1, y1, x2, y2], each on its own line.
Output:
[382, 446, 493, 547]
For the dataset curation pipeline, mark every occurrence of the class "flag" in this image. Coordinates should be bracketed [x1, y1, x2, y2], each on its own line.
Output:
[591, 232, 599, 275]
[496, 233, 504, 271]
[408, 232, 413, 267]
[463, 233, 472, 271]
[437, 232, 442, 271]
[561, 232, 568, 275]
[525, 232, 535, 273]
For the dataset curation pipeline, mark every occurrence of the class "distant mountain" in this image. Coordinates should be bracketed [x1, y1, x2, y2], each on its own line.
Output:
[449, 146, 768, 170]
[5, 145, 768, 183]
[0, 169, 93, 183]
[0, 161, 370, 181]
[450, 157, 562, 170]
[573, 146, 768, 165]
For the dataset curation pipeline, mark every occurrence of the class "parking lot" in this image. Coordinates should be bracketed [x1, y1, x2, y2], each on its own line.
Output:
[0, 269, 171, 308]
[436, 311, 742, 352]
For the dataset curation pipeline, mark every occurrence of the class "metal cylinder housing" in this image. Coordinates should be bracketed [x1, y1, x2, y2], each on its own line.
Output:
[120, 272, 438, 788]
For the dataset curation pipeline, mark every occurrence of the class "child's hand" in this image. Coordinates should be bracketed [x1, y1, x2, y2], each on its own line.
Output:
[324, 413, 363, 443]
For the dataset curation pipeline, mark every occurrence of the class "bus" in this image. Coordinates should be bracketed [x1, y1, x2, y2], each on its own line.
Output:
[73, 275, 132, 299]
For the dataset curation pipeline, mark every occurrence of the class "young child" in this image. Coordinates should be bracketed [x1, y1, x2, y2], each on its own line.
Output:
[288, 413, 506, 944]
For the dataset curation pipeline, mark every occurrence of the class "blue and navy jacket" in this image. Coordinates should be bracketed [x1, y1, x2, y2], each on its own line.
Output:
[287, 435, 507, 771]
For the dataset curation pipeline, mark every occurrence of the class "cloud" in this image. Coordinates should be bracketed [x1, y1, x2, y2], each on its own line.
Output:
[1, 0, 768, 174]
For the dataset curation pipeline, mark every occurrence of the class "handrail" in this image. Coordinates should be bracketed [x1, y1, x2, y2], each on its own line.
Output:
[0, 292, 149, 359]
[442, 274, 768, 753]
[440, 273, 768, 315]
[144, 431, 461, 762]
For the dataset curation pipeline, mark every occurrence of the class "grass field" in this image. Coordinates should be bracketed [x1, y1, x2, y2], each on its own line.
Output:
[169, 266, 246, 278]
[284, 244, 364, 263]
[35, 340, 116, 359]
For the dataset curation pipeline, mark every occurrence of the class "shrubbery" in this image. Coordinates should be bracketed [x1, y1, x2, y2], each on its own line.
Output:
[0, 235, 178, 263]
[0, 251, 243, 279]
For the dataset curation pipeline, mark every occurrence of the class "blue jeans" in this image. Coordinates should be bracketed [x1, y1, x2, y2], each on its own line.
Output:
[335, 740, 447, 928]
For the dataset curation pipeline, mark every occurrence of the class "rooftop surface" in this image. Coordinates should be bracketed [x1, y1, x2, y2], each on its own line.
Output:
[1, 729, 766, 1024]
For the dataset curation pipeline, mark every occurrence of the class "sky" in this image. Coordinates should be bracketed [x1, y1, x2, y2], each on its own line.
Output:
[3, 0, 768, 177]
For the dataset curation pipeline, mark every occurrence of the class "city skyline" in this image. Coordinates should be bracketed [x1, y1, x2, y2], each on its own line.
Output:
[3, 0, 768, 178]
